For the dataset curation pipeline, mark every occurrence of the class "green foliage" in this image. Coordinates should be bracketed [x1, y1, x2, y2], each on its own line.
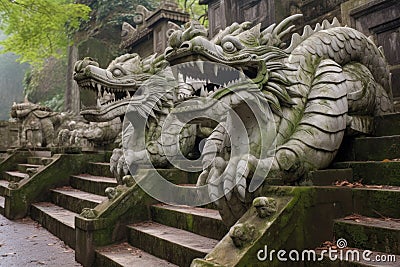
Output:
[0, 0, 91, 66]
[176, 0, 208, 25]
[77, 0, 158, 34]
[24, 56, 67, 111]
[0, 52, 28, 120]
[40, 92, 64, 111]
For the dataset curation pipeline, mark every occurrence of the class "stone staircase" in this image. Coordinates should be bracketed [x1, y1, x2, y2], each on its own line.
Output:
[309, 113, 400, 266]
[95, 203, 227, 267]
[1, 114, 399, 267]
[0, 150, 52, 215]
[30, 160, 115, 249]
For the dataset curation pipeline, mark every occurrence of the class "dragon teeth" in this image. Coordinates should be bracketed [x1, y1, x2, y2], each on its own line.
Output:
[195, 61, 204, 74]
[178, 73, 184, 84]
[97, 98, 101, 108]
[200, 86, 208, 97]
[214, 65, 219, 77]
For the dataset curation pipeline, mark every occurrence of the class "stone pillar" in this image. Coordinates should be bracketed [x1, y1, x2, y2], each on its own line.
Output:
[65, 45, 80, 114]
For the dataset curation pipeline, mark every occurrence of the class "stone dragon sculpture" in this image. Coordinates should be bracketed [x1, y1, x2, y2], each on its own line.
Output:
[11, 101, 120, 148]
[74, 53, 166, 122]
[164, 15, 393, 225]
[11, 101, 71, 148]
[74, 52, 206, 181]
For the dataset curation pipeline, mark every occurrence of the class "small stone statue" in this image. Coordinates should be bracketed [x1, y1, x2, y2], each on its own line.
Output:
[252, 197, 277, 218]
[229, 223, 256, 248]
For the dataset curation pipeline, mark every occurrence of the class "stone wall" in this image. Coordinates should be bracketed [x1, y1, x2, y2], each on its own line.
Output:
[201, 0, 400, 98]
[0, 121, 20, 150]
[342, 0, 400, 98]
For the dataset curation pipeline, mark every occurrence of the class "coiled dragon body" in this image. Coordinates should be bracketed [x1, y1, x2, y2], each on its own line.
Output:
[167, 15, 393, 225]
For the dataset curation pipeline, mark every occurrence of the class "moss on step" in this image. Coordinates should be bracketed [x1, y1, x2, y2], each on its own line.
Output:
[75, 169, 160, 267]
[4, 153, 106, 219]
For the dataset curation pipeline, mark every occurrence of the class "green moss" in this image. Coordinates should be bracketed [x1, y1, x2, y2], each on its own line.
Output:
[186, 213, 194, 231]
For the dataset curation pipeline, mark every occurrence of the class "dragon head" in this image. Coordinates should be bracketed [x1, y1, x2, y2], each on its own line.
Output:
[11, 101, 52, 119]
[74, 53, 167, 122]
[166, 15, 302, 120]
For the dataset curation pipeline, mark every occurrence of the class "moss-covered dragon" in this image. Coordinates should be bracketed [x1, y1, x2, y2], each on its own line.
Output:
[165, 15, 393, 225]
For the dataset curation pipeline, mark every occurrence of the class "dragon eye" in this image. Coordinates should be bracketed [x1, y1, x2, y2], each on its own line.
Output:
[113, 69, 122, 77]
[223, 41, 237, 53]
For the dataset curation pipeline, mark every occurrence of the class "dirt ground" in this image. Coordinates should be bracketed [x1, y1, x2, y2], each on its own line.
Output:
[0, 214, 81, 266]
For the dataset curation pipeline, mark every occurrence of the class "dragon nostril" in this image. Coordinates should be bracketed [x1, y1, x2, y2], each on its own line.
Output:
[165, 47, 174, 56]
[180, 42, 191, 49]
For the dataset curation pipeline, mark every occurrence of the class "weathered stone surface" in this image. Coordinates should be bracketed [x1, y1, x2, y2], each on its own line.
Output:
[30, 202, 76, 249]
[88, 162, 114, 178]
[51, 187, 106, 214]
[308, 168, 353, 186]
[352, 187, 400, 219]
[374, 113, 400, 136]
[334, 216, 400, 254]
[0, 196, 4, 215]
[70, 174, 118, 196]
[333, 161, 400, 186]
[95, 242, 177, 267]
[352, 135, 400, 161]
[0, 121, 19, 150]
[150, 204, 227, 240]
[4, 153, 105, 220]
[0, 180, 8, 196]
[342, 0, 400, 98]
[128, 221, 219, 267]
[3, 171, 29, 182]
[17, 163, 43, 173]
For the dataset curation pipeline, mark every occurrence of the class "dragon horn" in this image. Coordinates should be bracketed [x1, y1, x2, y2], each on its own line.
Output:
[272, 14, 303, 36]
[261, 23, 276, 35]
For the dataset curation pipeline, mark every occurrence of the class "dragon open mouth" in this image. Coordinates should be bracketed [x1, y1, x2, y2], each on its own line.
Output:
[77, 79, 135, 111]
[73, 55, 149, 122]
[172, 59, 250, 103]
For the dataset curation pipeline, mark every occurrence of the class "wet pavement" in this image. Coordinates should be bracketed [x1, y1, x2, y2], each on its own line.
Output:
[0, 214, 81, 266]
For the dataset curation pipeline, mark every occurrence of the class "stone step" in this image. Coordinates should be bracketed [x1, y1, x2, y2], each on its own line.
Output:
[127, 221, 219, 267]
[0, 196, 4, 215]
[70, 174, 117, 196]
[95, 242, 178, 267]
[17, 163, 43, 173]
[308, 168, 354, 186]
[314, 248, 400, 266]
[374, 113, 400, 136]
[31, 150, 52, 157]
[88, 162, 114, 177]
[27, 156, 52, 165]
[348, 186, 400, 219]
[150, 204, 227, 240]
[3, 171, 29, 182]
[351, 135, 400, 161]
[334, 216, 400, 255]
[0, 180, 8, 196]
[51, 186, 107, 214]
[30, 202, 76, 249]
[333, 161, 400, 186]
